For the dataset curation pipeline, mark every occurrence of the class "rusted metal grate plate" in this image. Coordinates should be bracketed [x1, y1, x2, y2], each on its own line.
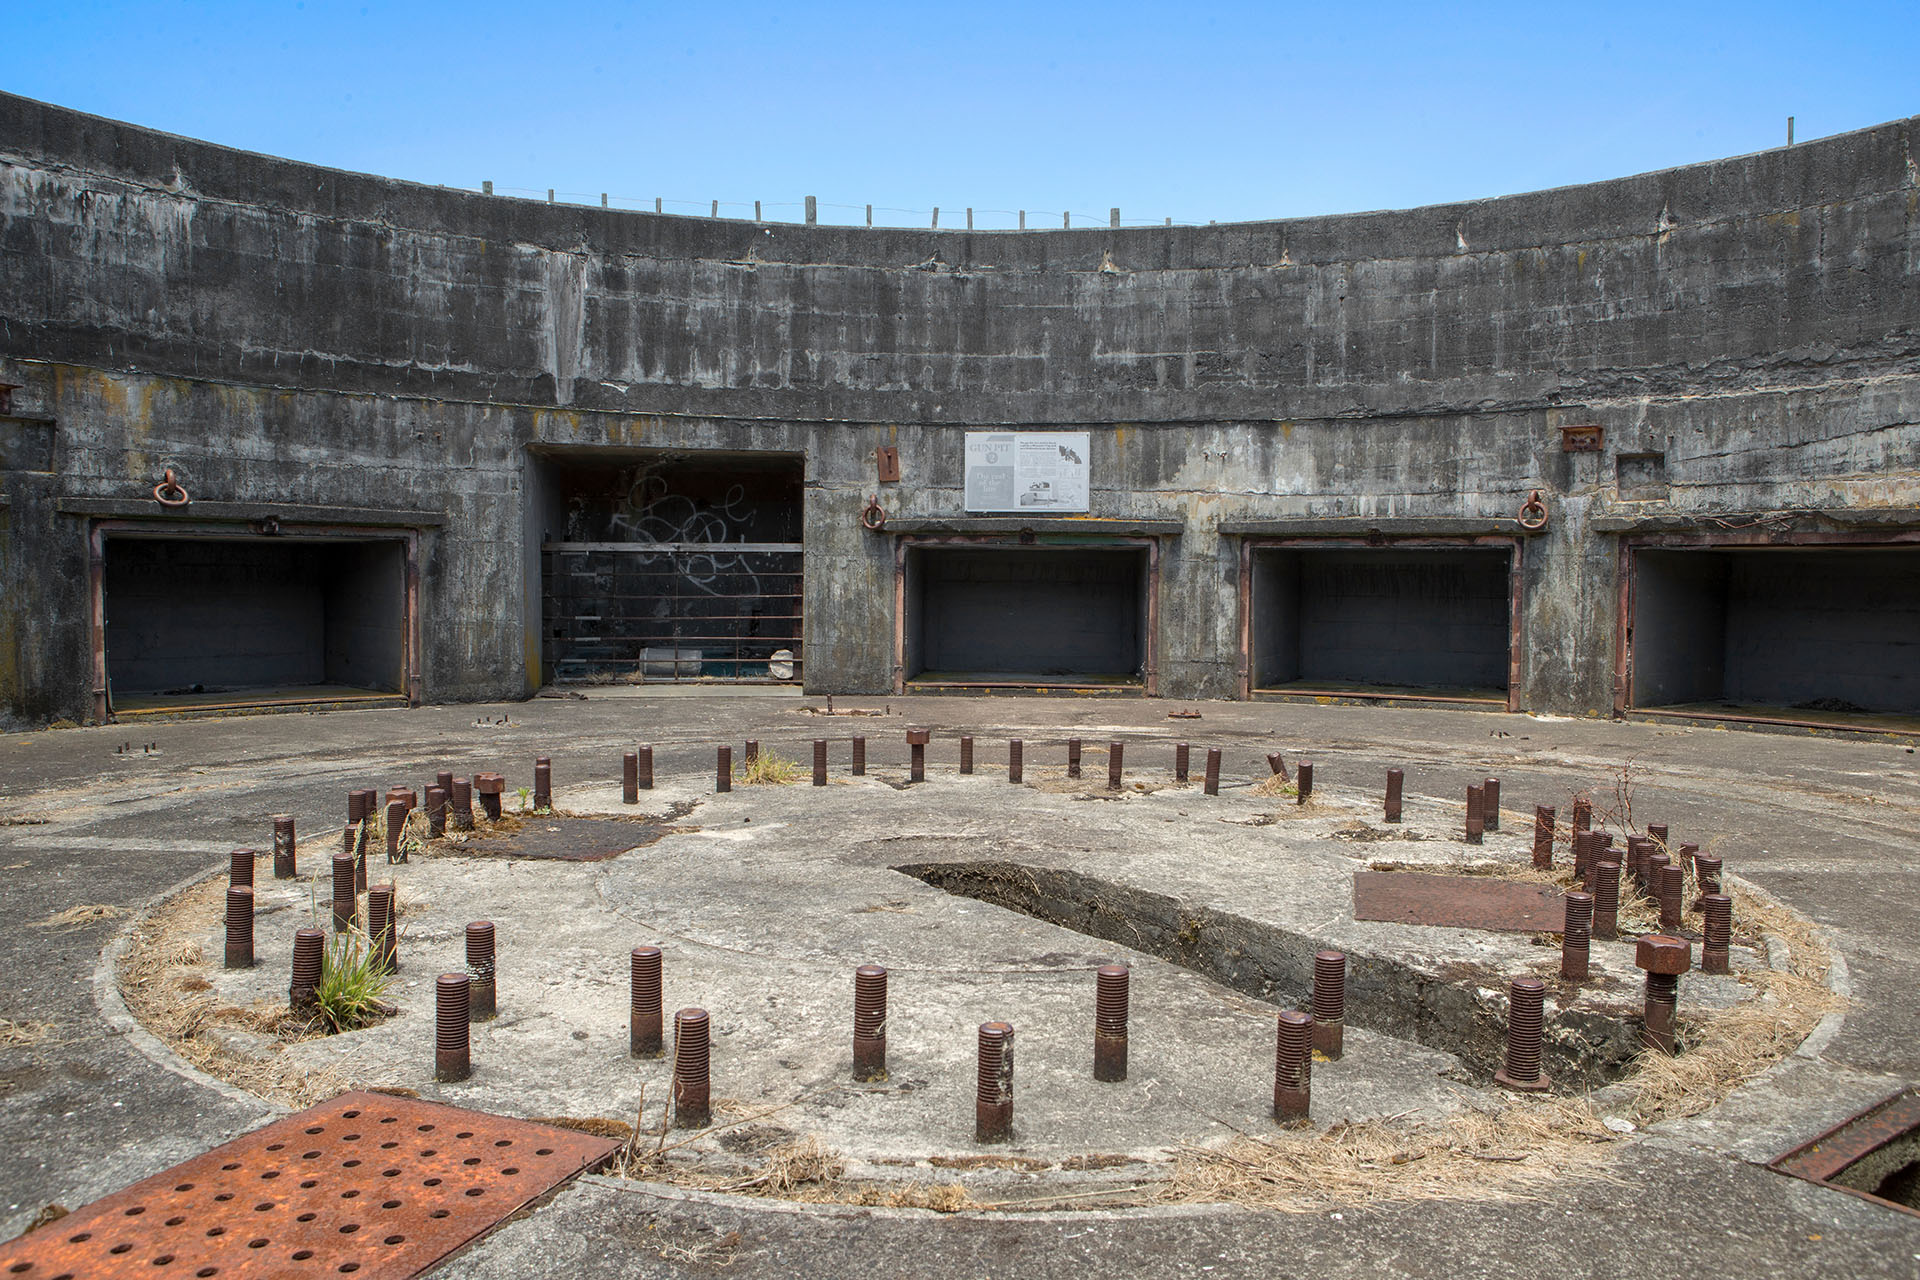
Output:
[0, 1091, 619, 1279]
[460, 816, 673, 862]
[1770, 1087, 1920, 1191]
[1353, 871, 1567, 933]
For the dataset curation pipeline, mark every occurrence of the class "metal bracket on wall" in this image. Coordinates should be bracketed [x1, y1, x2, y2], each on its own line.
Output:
[1560, 425, 1605, 453]
[876, 446, 901, 483]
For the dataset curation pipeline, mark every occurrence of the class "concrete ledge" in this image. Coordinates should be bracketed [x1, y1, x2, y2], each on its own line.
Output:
[885, 517, 1184, 536]
[1218, 517, 1531, 536]
[56, 497, 448, 527]
[1592, 508, 1920, 533]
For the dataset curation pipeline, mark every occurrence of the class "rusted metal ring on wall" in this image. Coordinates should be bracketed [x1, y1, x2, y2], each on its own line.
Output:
[860, 494, 888, 531]
[153, 468, 190, 508]
[1517, 489, 1549, 531]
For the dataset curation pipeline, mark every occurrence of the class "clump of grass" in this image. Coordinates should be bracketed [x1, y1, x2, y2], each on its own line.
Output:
[29, 904, 124, 930]
[736, 750, 803, 785]
[0, 1017, 52, 1047]
[311, 930, 395, 1034]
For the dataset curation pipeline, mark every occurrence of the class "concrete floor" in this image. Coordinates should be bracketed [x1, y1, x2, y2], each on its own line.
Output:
[2, 692, 1918, 1276]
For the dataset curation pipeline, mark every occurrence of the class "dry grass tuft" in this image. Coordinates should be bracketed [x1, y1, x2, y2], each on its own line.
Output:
[1250, 774, 1299, 799]
[736, 751, 804, 786]
[1626, 969, 1838, 1124]
[29, 903, 125, 930]
[0, 1017, 53, 1047]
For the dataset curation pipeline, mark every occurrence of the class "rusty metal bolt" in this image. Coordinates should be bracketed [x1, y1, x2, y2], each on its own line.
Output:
[852, 737, 866, 776]
[1592, 860, 1622, 940]
[1494, 977, 1551, 1092]
[1571, 797, 1592, 833]
[1273, 1009, 1313, 1123]
[331, 852, 356, 933]
[290, 926, 324, 1010]
[1175, 742, 1190, 782]
[622, 750, 639, 804]
[1701, 894, 1733, 974]
[1108, 742, 1124, 791]
[1296, 760, 1313, 805]
[1658, 864, 1686, 932]
[1483, 778, 1501, 831]
[639, 745, 655, 791]
[1266, 752, 1290, 780]
[466, 921, 496, 1019]
[960, 736, 974, 775]
[1572, 829, 1595, 886]
[342, 792, 360, 858]
[1067, 738, 1082, 779]
[367, 884, 397, 975]
[436, 770, 454, 803]
[673, 1008, 713, 1129]
[1009, 738, 1023, 783]
[1385, 768, 1404, 823]
[533, 756, 552, 810]
[1647, 823, 1669, 850]
[630, 945, 664, 1058]
[1311, 950, 1346, 1059]
[1645, 852, 1670, 901]
[385, 800, 407, 865]
[1465, 784, 1485, 844]
[1694, 854, 1723, 904]
[1094, 964, 1129, 1082]
[419, 784, 444, 838]
[451, 777, 474, 831]
[812, 739, 828, 786]
[744, 740, 760, 767]
[1635, 934, 1692, 1055]
[474, 773, 505, 820]
[909, 737, 926, 782]
[1677, 842, 1700, 876]
[272, 816, 297, 879]
[1531, 805, 1556, 869]
[1625, 836, 1650, 888]
[386, 785, 417, 816]
[435, 973, 472, 1083]
[229, 847, 255, 889]
[1204, 748, 1221, 796]
[975, 1021, 1015, 1142]
[224, 885, 254, 970]
[1561, 891, 1593, 982]
[716, 746, 732, 793]
[853, 963, 888, 1081]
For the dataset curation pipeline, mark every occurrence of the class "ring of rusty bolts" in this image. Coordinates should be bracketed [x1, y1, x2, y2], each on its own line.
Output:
[248, 738, 1728, 1140]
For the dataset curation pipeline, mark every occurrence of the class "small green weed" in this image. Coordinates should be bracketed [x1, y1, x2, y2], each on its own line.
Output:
[312, 930, 394, 1034]
[736, 750, 803, 785]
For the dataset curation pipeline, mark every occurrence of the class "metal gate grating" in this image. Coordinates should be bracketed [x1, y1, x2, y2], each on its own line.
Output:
[0, 1091, 620, 1279]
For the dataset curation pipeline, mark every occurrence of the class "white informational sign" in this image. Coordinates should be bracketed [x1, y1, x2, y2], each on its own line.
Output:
[963, 432, 1091, 513]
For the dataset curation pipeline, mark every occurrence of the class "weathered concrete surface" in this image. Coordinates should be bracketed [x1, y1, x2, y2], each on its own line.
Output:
[1, 695, 1918, 1276]
[2, 93, 1917, 721]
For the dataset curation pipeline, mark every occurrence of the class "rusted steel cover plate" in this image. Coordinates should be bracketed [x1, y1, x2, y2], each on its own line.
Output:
[1353, 871, 1566, 933]
[0, 1091, 619, 1279]
[1770, 1087, 1920, 1184]
[461, 816, 670, 861]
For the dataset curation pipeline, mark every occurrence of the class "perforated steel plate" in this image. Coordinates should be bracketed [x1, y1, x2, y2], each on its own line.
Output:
[0, 1091, 620, 1279]
[1353, 870, 1567, 933]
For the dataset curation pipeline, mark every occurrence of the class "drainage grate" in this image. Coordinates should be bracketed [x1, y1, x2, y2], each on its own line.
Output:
[1353, 871, 1568, 933]
[0, 1091, 620, 1279]
[1769, 1087, 1920, 1219]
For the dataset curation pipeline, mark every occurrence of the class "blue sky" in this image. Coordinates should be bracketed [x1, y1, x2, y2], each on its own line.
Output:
[7, 1, 1916, 228]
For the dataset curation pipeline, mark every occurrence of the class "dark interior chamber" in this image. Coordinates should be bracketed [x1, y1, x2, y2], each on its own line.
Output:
[905, 546, 1147, 684]
[104, 538, 406, 699]
[1251, 547, 1511, 697]
[1632, 547, 1920, 716]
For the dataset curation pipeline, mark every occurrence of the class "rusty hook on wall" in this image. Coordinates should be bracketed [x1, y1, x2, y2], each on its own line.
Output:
[153, 468, 190, 508]
[860, 494, 888, 531]
[1517, 489, 1549, 531]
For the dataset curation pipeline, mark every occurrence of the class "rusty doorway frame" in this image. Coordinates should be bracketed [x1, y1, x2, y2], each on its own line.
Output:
[1614, 529, 1920, 729]
[1236, 534, 1524, 712]
[891, 533, 1161, 696]
[88, 517, 424, 724]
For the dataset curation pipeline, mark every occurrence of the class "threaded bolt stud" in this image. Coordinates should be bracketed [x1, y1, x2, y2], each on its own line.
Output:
[228, 847, 254, 889]
[424, 786, 447, 838]
[673, 1008, 712, 1128]
[813, 739, 828, 786]
[976, 1021, 1015, 1142]
[1384, 768, 1403, 823]
[1067, 738, 1082, 778]
[1592, 860, 1622, 940]
[909, 737, 925, 782]
[1571, 797, 1592, 833]
[331, 852, 356, 933]
[272, 817, 296, 879]
[852, 737, 866, 776]
[1107, 742, 1124, 791]
[1648, 823, 1669, 849]
[1296, 760, 1313, 805]
[853, 964, 888, 1081]
[1561, 891, 1593, 981]
[290, 926, 324, 1009]
[1658, 864, 1685, 932]
[224, 885, 254, 970]
[630, 946, 664, 1058]
[533, 756, 552, 810]
[467, 921, 496, 1019]
[1175, 742, 1190, 782]
[717, 746, 732, 793]
[960, 736, 974, 775]
[1483, 778, 1501, 831]
[435, 973, 471, 1083]
[1494, 978, 1551, 1092]
[1203, 748, 1221, 796]
[385, 800, 407, 865]
[344, 789, 363, 856]
[1694, 854, 1723, 907]
[451, 777, 474, 831]
[744, 740, 759, 766]
[1465, 784, 1485, 844]
[1573, 829, 1595, 886]
[1273, 1010, 1313, 1123]
[1008, 739, 1023, 783]
[1532, 805, 1556, 869]
[436, 770, 454, 803]
[1311, 949, 1346, 1059]
[366, 884, 397, 974]
[1093, 964, 1129, 1082]
[639, 746, 655, 791]
[622, 750, 639, 804]
[1701, 894, 1733, 974]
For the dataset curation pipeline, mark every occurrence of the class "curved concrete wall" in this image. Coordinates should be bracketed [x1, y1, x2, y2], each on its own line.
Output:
[2, 91, 1916, 722]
